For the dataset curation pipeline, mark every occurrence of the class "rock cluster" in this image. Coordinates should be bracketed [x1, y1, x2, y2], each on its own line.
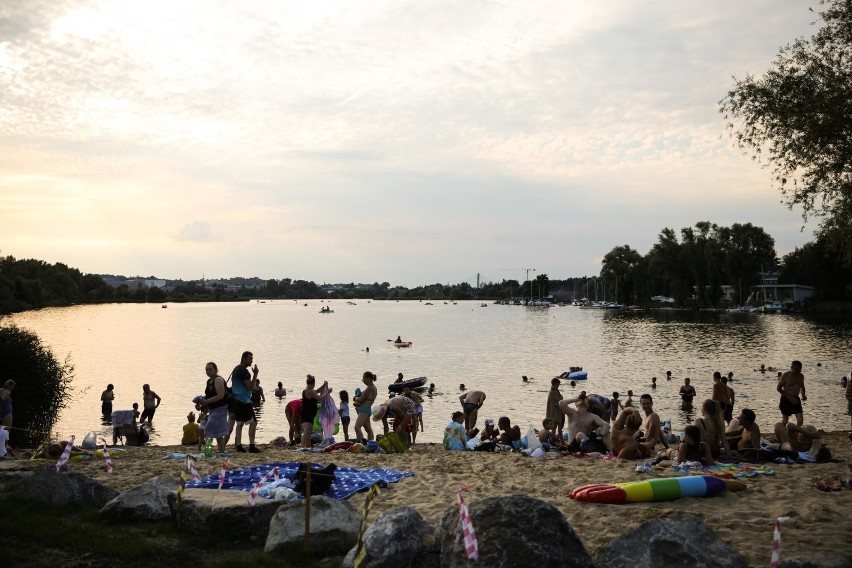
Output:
[5, 467, 851, 568]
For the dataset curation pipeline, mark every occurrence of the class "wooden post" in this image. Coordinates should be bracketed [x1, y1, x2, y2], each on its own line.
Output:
[304, 466, 312, 556]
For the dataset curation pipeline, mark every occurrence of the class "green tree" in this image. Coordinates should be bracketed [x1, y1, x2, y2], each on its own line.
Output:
[720, 0, 852, 264]
[0, 325, 74, 447]
[600, 245, 642, 305]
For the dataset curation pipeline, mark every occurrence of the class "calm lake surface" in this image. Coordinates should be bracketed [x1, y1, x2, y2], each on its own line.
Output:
[6, 300, 852, 445]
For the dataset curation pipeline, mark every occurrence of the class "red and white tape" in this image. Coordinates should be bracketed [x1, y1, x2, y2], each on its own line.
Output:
[55, 435, 75, 472]
[457, 484, 479, 560]
[770, 516, 789, 568]
[247, 467, 280, 506]
[99, 438, 113, 473]
[186, 455, 200, 481]
[211, 457, 229, 510]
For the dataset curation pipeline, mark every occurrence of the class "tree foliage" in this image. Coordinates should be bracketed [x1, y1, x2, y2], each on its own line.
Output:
[720, 0, 852, 262]
[0, 325, 74, 447]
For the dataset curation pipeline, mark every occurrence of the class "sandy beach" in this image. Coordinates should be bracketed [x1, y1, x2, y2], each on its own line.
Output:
[41, 430, 850, 567]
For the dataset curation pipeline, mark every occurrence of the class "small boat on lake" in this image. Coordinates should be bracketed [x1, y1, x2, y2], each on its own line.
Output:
[388, 376, 428, 393]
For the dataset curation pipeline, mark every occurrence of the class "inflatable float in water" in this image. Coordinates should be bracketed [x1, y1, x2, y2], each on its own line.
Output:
[569, 475, 739, 504]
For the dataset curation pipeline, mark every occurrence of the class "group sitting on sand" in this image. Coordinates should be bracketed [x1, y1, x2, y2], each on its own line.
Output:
[442, 360, 834, 466]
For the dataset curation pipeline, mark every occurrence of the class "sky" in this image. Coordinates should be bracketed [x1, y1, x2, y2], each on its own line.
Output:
[0, 1, 824, 287]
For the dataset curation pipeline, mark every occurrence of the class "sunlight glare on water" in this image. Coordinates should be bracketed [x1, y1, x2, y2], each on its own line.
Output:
[6, 301, 851, 445]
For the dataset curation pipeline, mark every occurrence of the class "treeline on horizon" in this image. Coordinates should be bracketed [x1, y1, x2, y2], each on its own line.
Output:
[1, 221, 850, 315]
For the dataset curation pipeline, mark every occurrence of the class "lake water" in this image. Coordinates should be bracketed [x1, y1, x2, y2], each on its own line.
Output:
[6, 300, 852, 445]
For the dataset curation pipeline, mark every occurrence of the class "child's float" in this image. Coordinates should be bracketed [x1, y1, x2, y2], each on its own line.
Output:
[569, 475, 741, 504]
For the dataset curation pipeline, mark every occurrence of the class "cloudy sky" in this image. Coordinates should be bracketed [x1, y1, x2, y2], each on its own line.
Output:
[0, 1, 822, 286]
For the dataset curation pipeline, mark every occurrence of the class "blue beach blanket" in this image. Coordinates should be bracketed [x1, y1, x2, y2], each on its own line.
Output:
[185, 462, 415, 500]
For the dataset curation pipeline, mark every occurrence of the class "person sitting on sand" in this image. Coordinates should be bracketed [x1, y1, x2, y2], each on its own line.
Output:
[558, 394, 611, 450]
[726, 408, 761, 455]
[538, 418, 557, 443]
[497, 416, 521, 446]
[694, 399, 731, 457]
[657, 425, 715, 466]
[610, 408, 644, 459]
[639, 394, 669, 451]
[480, 418, 499, 442]
[181, 412, 199, 445]
[443, 411, 468, 451]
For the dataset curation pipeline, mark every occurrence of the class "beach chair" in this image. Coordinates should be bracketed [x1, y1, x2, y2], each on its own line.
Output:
[111, 410, 148, 446]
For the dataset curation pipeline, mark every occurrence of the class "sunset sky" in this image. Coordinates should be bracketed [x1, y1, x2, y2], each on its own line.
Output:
[0, 1, 821, 286]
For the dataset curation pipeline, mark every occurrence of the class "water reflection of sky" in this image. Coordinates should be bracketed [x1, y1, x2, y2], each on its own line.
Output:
[7, 303, 851, 445]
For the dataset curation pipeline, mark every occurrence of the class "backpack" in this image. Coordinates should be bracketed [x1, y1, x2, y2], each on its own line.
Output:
[294, 462, 337, 497]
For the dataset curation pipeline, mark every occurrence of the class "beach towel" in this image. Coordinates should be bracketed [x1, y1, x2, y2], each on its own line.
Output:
[315, 381, 339, 438]
[185, 461, 414, 500]
[670, 462, 775, 478]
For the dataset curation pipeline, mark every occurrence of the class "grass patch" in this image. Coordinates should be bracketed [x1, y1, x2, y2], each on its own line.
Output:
[0, 496, 329, 568]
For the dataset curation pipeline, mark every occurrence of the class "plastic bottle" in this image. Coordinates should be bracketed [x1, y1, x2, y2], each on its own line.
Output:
[204, 438, 213, 458]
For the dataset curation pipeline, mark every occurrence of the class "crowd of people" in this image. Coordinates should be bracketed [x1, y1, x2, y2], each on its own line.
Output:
[441, 359, 843, 464]
[4, 350, 849, 461]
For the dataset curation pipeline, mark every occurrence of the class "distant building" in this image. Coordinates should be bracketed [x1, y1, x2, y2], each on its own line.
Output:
[124, 279, 166, 289]
[753, 284, 815, 304]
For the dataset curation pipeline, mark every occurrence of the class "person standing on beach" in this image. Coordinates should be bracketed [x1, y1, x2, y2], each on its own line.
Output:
[777, 360, 806, 426]
[140, 384, 161, 425]
[545, 378, 564, 437]
[100, 384, 115, 419]
[353, 371, 377, 442]
[459, 390, 486, 432]
[200, 362, 229, 452]
[230, 351, 261, 453]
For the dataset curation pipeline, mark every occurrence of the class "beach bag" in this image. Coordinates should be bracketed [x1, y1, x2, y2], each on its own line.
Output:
[525, 426, 541, 451]
[579, 433, 608, 454]
[378, 431, 408, 453]
[81, 431, 98, 449]
[295, 462, 337, 497]
[474, 441, 497, 452]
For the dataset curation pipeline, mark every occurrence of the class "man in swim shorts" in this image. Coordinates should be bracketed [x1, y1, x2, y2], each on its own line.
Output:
[558, 394, 610, 450]
[777, 360, 806, 426]
[459, 390, 486, 431]
[639, 394, 669, 452]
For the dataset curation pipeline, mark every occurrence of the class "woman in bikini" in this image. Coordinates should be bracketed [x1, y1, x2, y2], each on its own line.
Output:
[658, 425, 715, 465]
[353, 371, 377, 442]
[694, 399, 731, 457]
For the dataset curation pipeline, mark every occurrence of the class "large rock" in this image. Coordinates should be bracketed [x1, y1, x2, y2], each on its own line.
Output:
[596, 515, 748, 568]
[779, 551, 852, 568]
[100, 475, 176, 521]
[169, 488, 282, 541]
[436, 494, 593, 568]
[265, 496, 360, 557]
[342, 506, 436, 568]
[9, 465, 119, 508]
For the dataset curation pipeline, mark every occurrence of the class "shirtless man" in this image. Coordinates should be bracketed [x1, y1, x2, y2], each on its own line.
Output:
[459, 390, 486, 431]
[727, 408, 761, 454]
[558, 395, 610, 449]
[638, 394, 669, 451]
[679, 378, 696, 408]
[711, 372, 730, 420]
[610, 407, 644, 459]
[777, 360, 806, 425]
